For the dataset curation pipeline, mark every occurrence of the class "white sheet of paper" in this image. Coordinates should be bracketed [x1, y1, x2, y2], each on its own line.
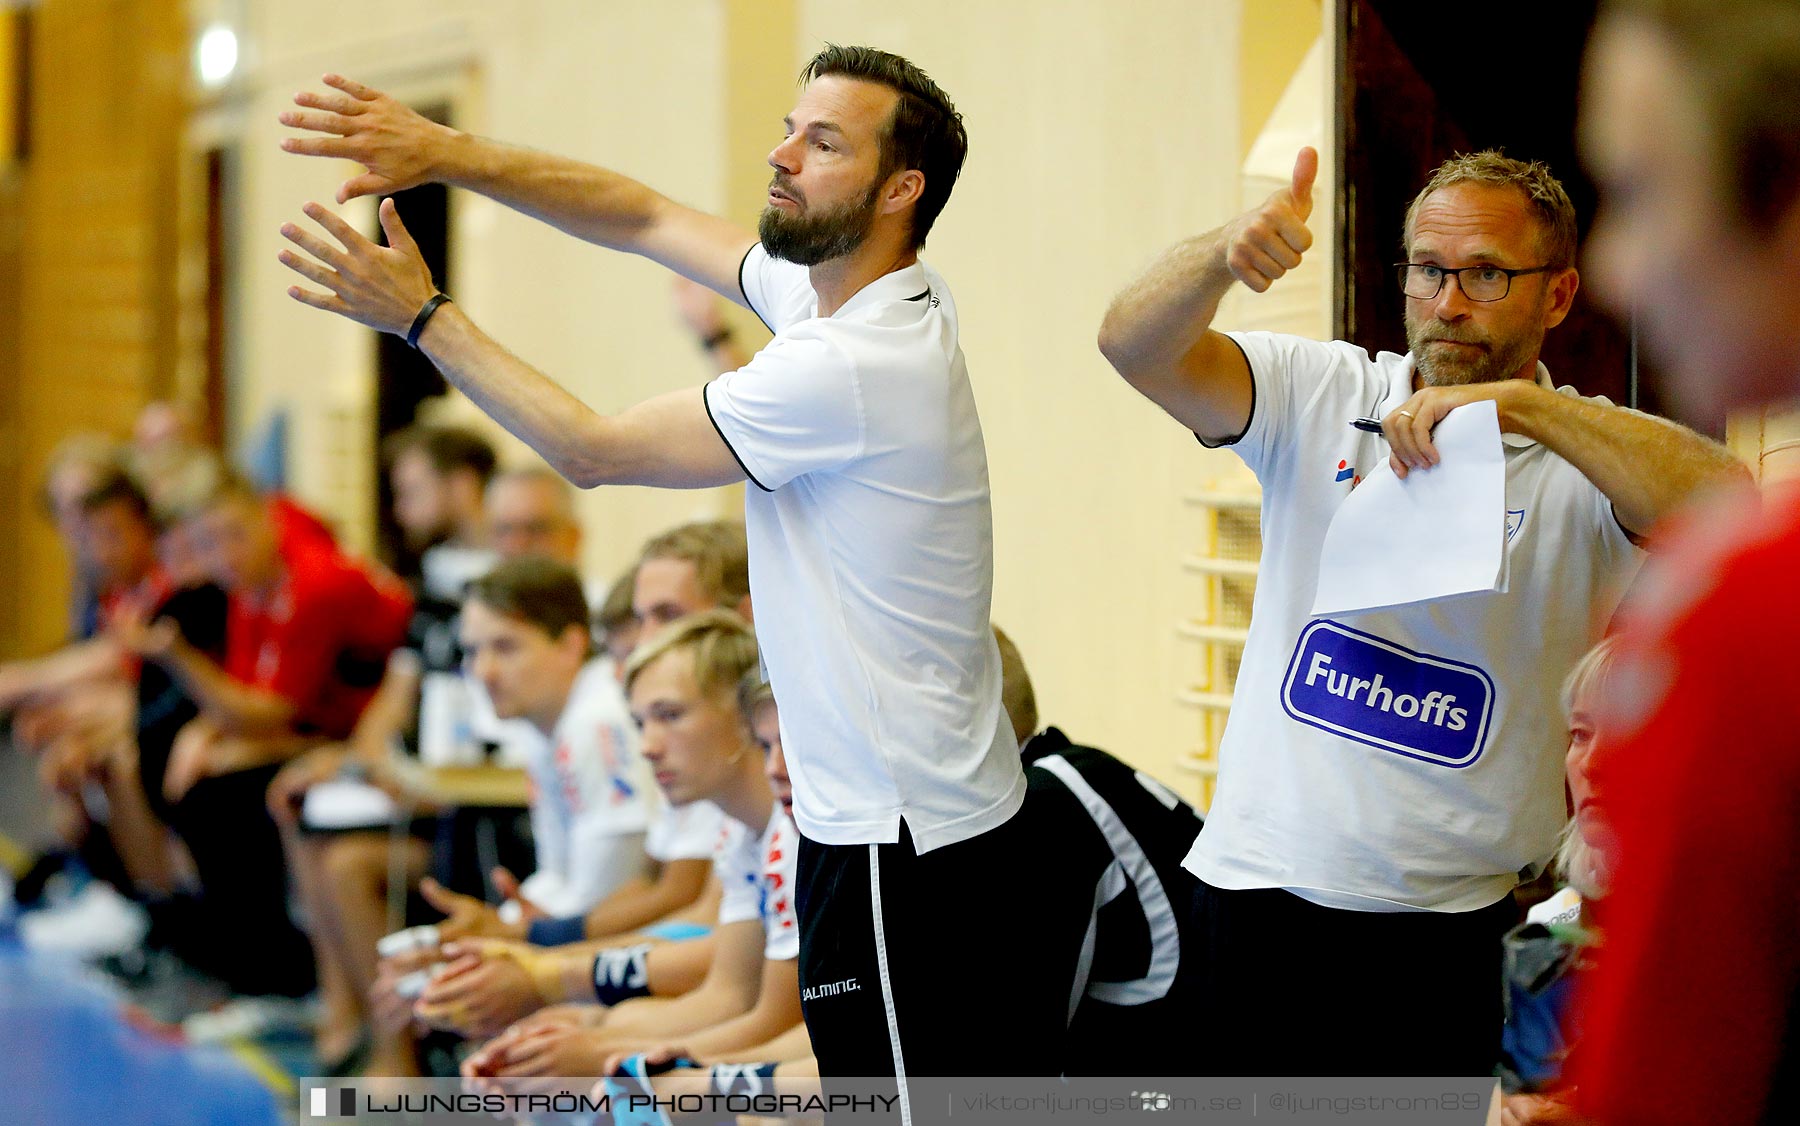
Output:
[1310, 399, 1506, 617]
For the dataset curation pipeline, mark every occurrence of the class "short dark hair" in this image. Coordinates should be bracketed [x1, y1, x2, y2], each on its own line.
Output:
[466, 557, 590, 642]
[1608, 0, 1800, 227]
[801, 44, 967, 250]
[382, 424, 499, 486]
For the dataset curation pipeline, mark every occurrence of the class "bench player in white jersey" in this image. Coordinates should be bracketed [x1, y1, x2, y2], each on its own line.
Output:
[1100, 149, 1746, 1073]
[278, 44, 1079, 1091]
[458, 560, 657, 919]
[412, 517, 752, 953]
[447, 612, 803, 1085]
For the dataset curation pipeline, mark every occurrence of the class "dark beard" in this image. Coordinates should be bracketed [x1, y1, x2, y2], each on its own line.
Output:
[758, 181, 881, 266]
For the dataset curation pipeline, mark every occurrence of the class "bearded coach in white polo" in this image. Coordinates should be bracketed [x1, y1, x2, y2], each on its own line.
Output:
[1099, 148, 1747, 1076]
[274, 44, 1088, 1096]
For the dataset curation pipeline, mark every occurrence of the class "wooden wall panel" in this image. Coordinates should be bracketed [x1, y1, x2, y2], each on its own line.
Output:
[3, 0, 185, 659]
[0, 173, 20, 656]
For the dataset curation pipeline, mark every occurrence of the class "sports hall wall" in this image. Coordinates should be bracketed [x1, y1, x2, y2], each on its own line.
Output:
[1, 0, 1328, 803]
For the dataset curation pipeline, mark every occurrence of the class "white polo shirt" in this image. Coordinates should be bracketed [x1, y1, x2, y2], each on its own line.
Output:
[1186, 331, 1645, 912]
[702, 244, 1024, 853]
[645, 798, 727, 864]
[714, 803, 802, 960]
[515, 660, 658, 917]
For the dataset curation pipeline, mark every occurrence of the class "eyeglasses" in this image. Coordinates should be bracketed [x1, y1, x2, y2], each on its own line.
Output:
[1394, 263, 1554, 302]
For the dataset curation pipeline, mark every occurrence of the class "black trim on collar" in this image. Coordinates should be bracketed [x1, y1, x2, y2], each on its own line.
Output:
[702, 382, 772, 492]
[737, 244, 775, 334]
[1196, 334, 1257, 449]
[904, 290, 931, 302]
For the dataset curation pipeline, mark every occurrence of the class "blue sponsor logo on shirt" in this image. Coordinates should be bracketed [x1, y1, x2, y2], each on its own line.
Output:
[1281, 620, 1495, 768]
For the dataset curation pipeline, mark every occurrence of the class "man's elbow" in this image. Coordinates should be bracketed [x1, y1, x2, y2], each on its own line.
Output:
[1096, 315, 1142, 380]
[545, 445, 614, 490]
[561, 461, 609, 490]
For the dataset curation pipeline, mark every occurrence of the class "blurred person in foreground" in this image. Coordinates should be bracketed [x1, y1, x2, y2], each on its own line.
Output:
[1569, 2, 1800, 1124]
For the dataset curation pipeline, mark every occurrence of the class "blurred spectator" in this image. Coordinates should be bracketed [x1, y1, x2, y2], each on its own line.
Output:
[381, 424, 497, 597]
[485, 467, 582, 570]
[3, 466, 183, 901]
[37, 434, 129, 641]
[592, 564, 640, 682]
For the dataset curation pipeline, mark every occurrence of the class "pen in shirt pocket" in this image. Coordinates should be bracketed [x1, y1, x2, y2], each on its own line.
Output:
[1350, 417, 1386, 434]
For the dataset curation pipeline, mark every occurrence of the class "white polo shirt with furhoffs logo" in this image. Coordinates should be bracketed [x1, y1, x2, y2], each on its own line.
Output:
[702, 244, 1024, 854]
[1185, 331, 1645, 912]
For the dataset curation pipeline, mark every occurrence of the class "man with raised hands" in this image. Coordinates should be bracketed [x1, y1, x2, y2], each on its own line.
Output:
[278, 47, 1078, 1094]
[1099, 149, 1745, 1074]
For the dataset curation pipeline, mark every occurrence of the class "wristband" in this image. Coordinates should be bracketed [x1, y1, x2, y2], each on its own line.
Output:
[592, 942, 656, 1005]
[406, 292, 452, 349]
[709, 1061, 779, 1097]
[526, 914, 587, 947]
[698, 327, 733, 350]
[601, 1059, 674, 1126]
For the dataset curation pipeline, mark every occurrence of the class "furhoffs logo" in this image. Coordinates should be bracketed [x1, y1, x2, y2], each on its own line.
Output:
[1281, 620, 1495, 767]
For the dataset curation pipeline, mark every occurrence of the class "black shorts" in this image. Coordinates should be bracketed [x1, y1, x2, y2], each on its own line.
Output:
[1187, 879, 1519, 1076]
[794, 785, 1092, 1092]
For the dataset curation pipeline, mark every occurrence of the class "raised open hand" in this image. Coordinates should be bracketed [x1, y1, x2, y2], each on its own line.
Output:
[279, 74, 457, 204]
[280, 199, 439, 337]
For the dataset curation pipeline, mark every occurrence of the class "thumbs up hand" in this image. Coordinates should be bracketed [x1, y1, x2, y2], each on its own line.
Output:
[1222, 147, 1318, 293]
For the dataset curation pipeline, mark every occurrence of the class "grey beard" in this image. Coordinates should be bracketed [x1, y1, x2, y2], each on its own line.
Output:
[1408, 326, 1541, 388]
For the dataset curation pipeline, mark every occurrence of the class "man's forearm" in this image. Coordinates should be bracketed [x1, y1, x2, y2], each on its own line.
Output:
[160, 642, 296, 735]
[416, 306, 616, 486]
[435, 134, 667, 254]
[417, 307, 739, 491]
[584, 862, 710, 940]
[710, 1021, 815, 1067]
[676, 1007, 800, 1064]
[594, 979, 749, 1045]
[1509, 384, 1752, 537]
[346, 663, 417, 758]
[1098, 226, 1236, 383]
[0, 638, 122, 707]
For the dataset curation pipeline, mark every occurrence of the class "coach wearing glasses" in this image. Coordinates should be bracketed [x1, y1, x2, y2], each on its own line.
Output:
[1098, 149, 1743, 1076]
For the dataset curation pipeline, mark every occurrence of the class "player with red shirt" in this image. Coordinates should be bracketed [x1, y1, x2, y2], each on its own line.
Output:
[113, 467, 410, 999]
[118, 470, 412, 797]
